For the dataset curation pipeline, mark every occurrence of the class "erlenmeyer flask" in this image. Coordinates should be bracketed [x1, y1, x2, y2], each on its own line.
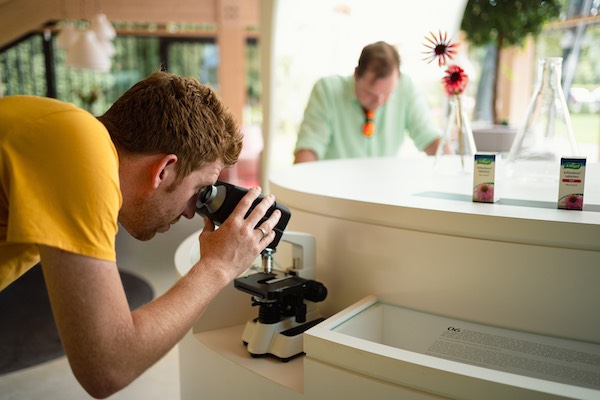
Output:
[506, 57, 579, 181]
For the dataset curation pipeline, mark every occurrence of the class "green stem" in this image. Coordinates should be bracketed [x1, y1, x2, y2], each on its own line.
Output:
[455, 95, 464, 169]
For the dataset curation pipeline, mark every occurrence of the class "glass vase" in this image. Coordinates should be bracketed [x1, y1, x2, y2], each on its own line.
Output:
[506, 57, 579, 182]
[435, 94, 477, 173]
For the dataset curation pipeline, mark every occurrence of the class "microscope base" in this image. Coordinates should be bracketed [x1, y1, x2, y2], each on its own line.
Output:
[241, 313, 324, 362]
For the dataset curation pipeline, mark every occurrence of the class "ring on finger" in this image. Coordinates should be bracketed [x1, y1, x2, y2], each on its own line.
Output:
[256, 226, 268, 239]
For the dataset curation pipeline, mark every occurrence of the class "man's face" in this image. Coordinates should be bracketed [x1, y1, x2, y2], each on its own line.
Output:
[120, 160, 224, 241]
[354, 69, 398, 111]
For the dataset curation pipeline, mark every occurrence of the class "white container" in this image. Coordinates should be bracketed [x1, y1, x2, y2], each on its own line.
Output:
[304, 295, 600, 400]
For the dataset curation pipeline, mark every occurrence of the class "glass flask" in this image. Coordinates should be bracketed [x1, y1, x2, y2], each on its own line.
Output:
[506, 57, 579, 181]
[435, 94, 477, 173]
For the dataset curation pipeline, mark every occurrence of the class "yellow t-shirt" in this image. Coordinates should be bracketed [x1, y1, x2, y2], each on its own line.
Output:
[0, 95, 122, 290]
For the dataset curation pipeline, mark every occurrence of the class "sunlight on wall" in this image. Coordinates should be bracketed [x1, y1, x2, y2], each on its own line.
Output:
[267, 0, 468, 174]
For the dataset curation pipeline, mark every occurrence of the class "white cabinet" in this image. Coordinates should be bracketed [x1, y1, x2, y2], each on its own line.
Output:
[177, 156, 600, 399]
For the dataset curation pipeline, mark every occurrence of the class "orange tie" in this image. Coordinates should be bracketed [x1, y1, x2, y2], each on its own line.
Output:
[363, 109, 375, 137]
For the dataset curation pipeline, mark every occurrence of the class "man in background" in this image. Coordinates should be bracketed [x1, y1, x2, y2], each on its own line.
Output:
[294, 41, 444, 163]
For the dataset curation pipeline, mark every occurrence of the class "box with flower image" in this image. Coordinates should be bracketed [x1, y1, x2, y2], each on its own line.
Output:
[558, 157, 586, 210]
[473, 153, 500, 203]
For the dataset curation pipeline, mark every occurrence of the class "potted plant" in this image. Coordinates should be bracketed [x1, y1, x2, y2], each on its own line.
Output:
[460, 0, 564, 150]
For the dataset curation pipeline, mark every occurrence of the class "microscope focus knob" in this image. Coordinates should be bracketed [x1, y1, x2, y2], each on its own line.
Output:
[304, 280, 328, 303]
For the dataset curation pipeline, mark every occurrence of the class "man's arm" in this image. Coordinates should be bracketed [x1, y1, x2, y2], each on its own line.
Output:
[423, 137, 453, 156]
[293, 78, 335, 163]
[40, 188, 279, 399]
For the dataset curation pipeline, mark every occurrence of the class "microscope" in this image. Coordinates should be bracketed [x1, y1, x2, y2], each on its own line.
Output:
[196, 181, 327, 362]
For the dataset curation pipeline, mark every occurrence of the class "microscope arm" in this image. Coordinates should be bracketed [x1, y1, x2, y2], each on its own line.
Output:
[280, 231, 316, 280]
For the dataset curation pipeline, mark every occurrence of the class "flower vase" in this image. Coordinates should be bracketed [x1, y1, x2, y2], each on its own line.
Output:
[435, 95, 477, 173]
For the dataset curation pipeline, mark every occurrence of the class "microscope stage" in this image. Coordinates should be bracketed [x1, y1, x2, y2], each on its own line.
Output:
[234, 272, 309, 300]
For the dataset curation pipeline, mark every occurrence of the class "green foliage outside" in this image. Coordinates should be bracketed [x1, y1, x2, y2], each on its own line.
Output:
[538, 23, 600, 87]
[0, 24, 261, 120]
[461, 0, 566, 125]
[461, 0, 564, 48]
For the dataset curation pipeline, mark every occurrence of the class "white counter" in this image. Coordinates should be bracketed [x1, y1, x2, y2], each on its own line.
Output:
[270, 156, 600, 251]
[177, 156, 600, 399]
[268, 156, 600, 343]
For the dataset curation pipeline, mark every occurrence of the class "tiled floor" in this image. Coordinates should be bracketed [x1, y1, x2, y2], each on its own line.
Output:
[0, 217, 203, 399]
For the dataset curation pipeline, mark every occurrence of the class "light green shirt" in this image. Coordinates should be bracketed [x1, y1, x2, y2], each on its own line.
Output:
[295, 74, 441, 160]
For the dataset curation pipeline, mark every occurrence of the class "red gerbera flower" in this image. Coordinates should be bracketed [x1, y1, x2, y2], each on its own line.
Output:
[422, 30, 458, 67]
[442, 65, 468, 96]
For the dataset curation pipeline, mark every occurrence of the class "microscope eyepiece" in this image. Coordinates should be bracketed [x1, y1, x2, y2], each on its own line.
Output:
[198, 185, 215, 205]
[196, 181, 291, 250]
[197, 184, 226, 214]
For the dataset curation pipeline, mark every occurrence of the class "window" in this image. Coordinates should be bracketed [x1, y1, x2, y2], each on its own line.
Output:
[0, 22, 260, 122]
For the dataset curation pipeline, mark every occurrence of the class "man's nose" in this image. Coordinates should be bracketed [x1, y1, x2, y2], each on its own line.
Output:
[374, 93, 386, 106]
[183, 196, 197, 219]
[380, 89, 391, 100]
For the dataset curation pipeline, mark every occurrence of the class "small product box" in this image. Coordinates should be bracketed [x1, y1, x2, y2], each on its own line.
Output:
[557, 157, 586, 210]
[473, 153, 499, 203]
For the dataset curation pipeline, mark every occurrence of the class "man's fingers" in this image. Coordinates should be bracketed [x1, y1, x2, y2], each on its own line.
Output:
[232, 187, 276, 227]
[231, 187, 262, 218]
[255, 209, 282, 241]
[203, 216, 215, 231]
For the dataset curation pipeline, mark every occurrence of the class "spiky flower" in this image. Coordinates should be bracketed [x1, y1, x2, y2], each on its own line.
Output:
[442, 65, 468, 96]
[422, 30, 458, 67]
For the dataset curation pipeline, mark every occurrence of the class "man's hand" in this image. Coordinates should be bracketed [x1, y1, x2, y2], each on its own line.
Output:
[424, 137, 453, 156]
[197, 186, 281, 281]
[294, 149, 318, 163]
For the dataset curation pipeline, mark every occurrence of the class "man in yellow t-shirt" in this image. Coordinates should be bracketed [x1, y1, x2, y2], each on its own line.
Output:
[0, 71, 282, 398]
[0, 96, 121, 288]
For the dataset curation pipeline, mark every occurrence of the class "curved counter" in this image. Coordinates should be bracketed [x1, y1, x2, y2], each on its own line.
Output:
[177, 156, 600, 400]
[269, 156, 600, 343]
[270, 156, 600, 252]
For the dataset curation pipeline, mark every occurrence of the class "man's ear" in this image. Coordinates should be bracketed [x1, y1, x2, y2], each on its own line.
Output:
[151, 154, 178, 190]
